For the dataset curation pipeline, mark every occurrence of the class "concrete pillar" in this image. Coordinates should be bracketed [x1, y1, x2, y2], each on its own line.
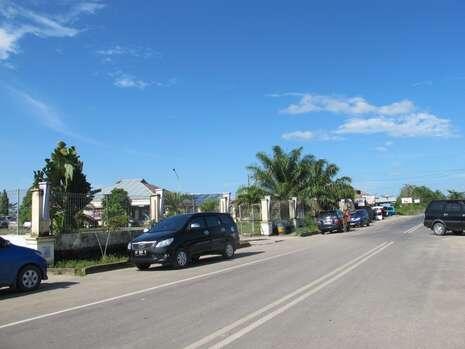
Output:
[260, 195, 272, 236]
[150, 189, 165, 223]
[289, 197, 298, 227]
[220, 192, 231, 213]
[27, 182, 55, 264]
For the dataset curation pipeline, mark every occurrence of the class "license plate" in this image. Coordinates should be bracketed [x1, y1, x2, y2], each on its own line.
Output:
[135, 250, 147, 256]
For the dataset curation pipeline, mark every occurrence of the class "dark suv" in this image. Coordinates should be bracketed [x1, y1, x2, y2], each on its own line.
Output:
[424, 200, 465, 235]
[317, 210, 349, 234]
[128, 213, 239, 269]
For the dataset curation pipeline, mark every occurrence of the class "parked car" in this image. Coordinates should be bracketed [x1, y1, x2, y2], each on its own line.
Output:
[355, 206, 375, 222]
[383, 206, 396, 216]
[0, 217, 8, 228]
[0, 236, 48, 291]
[424, 200, 465, 235]
[372, 206, 384, 220]
[128, 212, 240, 270]
[317, 210, 350, 234]
[350, 209, 370, 227]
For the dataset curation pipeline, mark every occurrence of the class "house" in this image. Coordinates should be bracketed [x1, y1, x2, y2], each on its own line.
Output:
[88, 179, 162, 226]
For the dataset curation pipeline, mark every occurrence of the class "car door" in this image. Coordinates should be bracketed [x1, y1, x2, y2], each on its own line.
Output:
[205, 214, 225, 252]
[186, 216, 212, 255]
[0, 238, 16, 285]
[443, 202, 462, 231]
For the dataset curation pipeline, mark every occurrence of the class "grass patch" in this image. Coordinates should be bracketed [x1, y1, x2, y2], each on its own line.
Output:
[53, 254, 128, 270]
[396, 204, 426, 216]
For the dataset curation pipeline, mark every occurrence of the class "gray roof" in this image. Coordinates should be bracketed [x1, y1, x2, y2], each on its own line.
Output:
[94, 179, 160, 199]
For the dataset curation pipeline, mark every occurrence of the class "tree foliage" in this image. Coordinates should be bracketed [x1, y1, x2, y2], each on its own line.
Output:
[447, 190, 465, 200]
[235, 185, 265, 205]
[200, 198, 218, 212]
[164, 191, 191, 216]
[247, 146, 354, 211]
[398, 184, 445, 204]
[19, 141, 92, 233]
[102, 188, 130, 230]
[0, 190, 9, 216]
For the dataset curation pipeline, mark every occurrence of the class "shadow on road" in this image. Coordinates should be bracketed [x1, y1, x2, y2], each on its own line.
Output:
[142, 251, 265, 271]
[0, 281, 79, 300]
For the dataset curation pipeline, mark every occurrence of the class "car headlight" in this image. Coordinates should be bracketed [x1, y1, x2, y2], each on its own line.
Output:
[127, 242, 132, 250]
[155, 238, 174, 248]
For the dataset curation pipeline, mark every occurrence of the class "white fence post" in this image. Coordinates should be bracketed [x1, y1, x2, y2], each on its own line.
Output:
[289, 196, 298, 227]
[26, 182, 55, 265]
[260, 195, 272, 236]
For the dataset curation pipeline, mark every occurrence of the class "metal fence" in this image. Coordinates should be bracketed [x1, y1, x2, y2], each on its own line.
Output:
[234, 203, 262, 236]
[0, 189, 30, 235]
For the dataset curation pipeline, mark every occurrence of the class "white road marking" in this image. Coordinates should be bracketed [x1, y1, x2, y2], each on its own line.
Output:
[207, 241, 395, 349]
[0, 245, 314, 330]
[184, 241, 393, 349]
[403, 223, 423, 234]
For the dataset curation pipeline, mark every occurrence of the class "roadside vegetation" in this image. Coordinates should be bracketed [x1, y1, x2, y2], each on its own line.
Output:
[395, 185, 465, 215]
[239, 145, 355, 211]
[53, 254, 129, 274]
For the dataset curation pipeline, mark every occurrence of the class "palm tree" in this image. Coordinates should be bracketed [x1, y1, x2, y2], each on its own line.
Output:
[164, 191, 191, 216]
[447, 190, 465, 200]
[248, 145, 354, 211]
[235, 185, 265, 205]
[247, 146, 311, 200]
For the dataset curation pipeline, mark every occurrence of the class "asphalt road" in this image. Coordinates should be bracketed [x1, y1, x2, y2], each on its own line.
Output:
[2, 215, 465, 349]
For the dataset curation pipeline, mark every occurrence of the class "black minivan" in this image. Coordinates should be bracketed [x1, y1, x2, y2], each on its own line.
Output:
[128, 213, 239, 269]
[424, 200, 465, 235]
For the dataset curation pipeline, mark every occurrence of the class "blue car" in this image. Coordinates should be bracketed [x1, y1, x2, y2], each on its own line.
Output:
[0, 236, 48, 291]
[383, 206, 396, 216]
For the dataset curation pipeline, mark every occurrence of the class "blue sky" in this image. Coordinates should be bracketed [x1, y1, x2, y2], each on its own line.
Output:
[1, 0, 465, 196]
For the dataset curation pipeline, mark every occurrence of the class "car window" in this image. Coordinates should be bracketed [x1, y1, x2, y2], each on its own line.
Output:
[189, 217, 206, 230]
[445, 202, 462, 214]
[219, 215, 235, 226]
[428, 201, 444, 214]
[206, 215, 221, 228]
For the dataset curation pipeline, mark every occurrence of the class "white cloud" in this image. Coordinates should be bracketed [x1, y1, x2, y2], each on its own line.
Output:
[110, 71, 176, 90]
[412, 80, 433, 88]
[7, 86, 101, 145]
[96, 45, 156, 60]
[277, 93, 456, 139]
[0, 0, 105, 60]
[280, 94, 415, 116]
[282, 130, 343, 142]
[111, 72, 151, 89]
[337, 113, 454, 138]
[282, 131, 314, 141]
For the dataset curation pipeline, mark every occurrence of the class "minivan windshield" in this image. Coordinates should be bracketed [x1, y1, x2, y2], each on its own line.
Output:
[150, 215, 190, 232]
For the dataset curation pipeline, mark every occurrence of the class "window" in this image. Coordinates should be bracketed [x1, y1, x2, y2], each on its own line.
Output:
[445, 202, 462, 214]
[189, 217, 206, 230]
[220, 215, 235, 226]
[206, 215, 221, 228]
[428, 201, 445, 214]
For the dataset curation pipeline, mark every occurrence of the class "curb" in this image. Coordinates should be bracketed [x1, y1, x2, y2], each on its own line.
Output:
[82, 261, 132, 275]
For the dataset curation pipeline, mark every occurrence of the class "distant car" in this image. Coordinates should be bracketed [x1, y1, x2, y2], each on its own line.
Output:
[372, 206, 384, 220]
[128, 213, 239, 269]
[350, 209, 370, 227]
[317, 210, 349, 234]
[424, 200, 465, 235]
[355, 206, 375, 222]
[0, 236, 48, 291]
[383, 206, 396, 216]
[0, 217, 8, 228]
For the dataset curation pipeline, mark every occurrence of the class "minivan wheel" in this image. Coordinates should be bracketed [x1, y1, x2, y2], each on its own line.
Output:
[135, 263, 151, 270]
[223, 242, 235, 259]
[17, 265, 41, 292]
[433, 223, 446, 236]
[173, 249, 189, 268]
